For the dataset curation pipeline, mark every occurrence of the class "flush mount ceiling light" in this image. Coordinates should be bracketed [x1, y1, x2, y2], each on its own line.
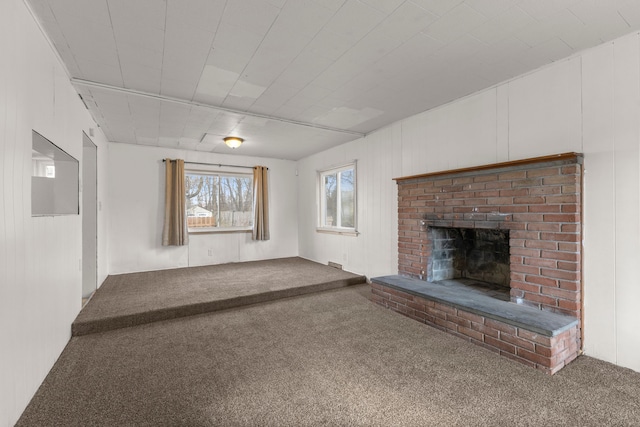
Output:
[223, 136, 243, 149]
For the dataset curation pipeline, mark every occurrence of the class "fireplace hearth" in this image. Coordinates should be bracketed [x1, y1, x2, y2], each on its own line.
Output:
[372, 153, 583, 374]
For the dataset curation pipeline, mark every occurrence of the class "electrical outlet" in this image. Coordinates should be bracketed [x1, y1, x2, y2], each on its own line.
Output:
[207, 249, 213, 256]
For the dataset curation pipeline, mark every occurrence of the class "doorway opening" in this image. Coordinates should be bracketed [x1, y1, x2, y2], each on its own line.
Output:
[82, 132, 98, 305]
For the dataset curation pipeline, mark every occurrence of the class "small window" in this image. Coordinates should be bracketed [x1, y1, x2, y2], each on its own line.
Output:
[185, 170, 253, 232]
[31, 130, 79, 216]
[318, 162, 357, 233]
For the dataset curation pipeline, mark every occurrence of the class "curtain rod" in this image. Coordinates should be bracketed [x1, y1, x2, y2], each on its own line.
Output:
[162, 159, 266, 170]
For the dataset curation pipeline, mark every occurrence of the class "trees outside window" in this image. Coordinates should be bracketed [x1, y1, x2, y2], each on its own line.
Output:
[319, 163, 356, 231]
[185, 171, 253, 231]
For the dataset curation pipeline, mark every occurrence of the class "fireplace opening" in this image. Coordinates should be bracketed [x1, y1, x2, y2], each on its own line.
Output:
[427, 226, 510, 297]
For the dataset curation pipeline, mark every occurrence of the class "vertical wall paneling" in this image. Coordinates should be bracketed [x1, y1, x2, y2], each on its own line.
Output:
[507, 58, 583, 159]
[612, 34, 640, 371]
[0, 0, 110, 424]
[581, 43, 617, 362]
[496, 85, 510, 161]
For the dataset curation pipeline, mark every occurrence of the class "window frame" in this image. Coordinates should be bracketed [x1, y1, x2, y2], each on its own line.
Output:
[317, 161, 358, 236]
[185, 168, 254, 234]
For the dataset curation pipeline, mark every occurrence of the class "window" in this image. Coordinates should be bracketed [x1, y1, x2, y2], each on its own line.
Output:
[31, 130, 79, 216]
[185, 171, 253, 232]
[318, 162, 357, 233]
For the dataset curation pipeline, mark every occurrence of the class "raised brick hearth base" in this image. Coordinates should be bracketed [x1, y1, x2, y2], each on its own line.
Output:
[371, 278, 579, 374]
[379, 153, 583, 374]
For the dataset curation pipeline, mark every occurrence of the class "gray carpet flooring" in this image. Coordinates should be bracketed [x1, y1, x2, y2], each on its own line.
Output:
[18, 284, 640, 426]
[73, 257, 366, 335]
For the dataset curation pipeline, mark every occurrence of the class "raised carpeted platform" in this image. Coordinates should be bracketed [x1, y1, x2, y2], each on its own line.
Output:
[72, 257, 366, 336]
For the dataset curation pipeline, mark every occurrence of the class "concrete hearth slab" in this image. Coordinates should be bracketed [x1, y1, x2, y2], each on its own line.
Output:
[371, 275, 577, 337]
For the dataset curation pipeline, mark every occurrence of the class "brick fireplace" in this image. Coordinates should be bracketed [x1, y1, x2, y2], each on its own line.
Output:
[372, 153, 583, 374]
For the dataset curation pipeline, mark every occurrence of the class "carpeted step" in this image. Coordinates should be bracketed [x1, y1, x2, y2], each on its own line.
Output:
[73, 259, 366, 336]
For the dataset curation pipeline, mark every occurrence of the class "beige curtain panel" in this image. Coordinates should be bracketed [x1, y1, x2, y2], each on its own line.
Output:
[162, 158, 188, 246]
[252, 166, 270, 241]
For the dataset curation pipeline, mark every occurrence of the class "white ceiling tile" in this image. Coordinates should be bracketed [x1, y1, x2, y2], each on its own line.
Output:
[475, 36, 531, 65]
[409, 0, 465, 17]
[360, 0, 404, 14]
[514, 37, 573, 68]
[121, 63, 162, 93]
[90, 90, 129, 110]
[112, 23, 164, 53]
[194, 65, 239, 100]
[381, 32, 444, 66]
[56, 47, 83, 76]
[50, 0, 112, 29]
[475, 57, 530, 83]
[310, 0, 346, 12]
[135, 137, 159, 146]
[257, 23, 313, 65]
[28, 0, 57, 24]
[273, 105, 306, 120]
[376, 1, 438, 42]
[323, 0, 386, 43]
[108, 0, 165, 30]
[422, 3, 489, 43]
[212, 23, 263, 58]
[464, 0, 522, 16]
[229, 79, 268, 100]
[158, 137, 180, 147]
[118, 43, 163, 70]
[430, 35, 488, 66]
[277, 94, 316, 111]
[160, 78, 199, 100]
[76, 59, 123, 87]
[241, 55, 289, 88]
[164, 26, 214, 62]
[586, 10, 633, 42]
[222, 0, 282, 37]
[518, 0, 582, 20]
[471, 6, 537, 45]
[619, 2, 640, 27]
[274, 52, 333, 89]
[339, 31, 401, 70]
[178, 138, 201, 150]
[305, 29, 353, 60]
[252, 83, 300, 111]
[221, 96, 258, 112]
[514, 20, 556, 47]
[63, 24, 119, 65]
[275, 0, 334, 37]
[166, 0, 225, 32]
[312, 62, 362, 92]
[205, 47, 251, 75]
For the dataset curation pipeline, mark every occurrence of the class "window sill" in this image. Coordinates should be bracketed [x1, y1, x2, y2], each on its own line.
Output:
[316, 228, 359, 237]
[189, 227, 252, 235]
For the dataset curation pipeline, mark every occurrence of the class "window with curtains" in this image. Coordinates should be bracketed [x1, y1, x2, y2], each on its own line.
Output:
[318, 162, 357, 234]
[185, 170, 253, 232]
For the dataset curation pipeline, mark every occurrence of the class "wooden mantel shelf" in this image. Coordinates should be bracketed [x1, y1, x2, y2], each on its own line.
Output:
[394, 152, 582, 182]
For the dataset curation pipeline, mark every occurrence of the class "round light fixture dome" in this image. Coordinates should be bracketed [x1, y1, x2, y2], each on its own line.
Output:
[223, 136, 243, 148]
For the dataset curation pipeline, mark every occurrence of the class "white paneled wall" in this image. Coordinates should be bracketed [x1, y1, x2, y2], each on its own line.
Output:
[108, 143, 298, 274]
[299, 32, 640, 373]
[0, 1, 109, 425]
[298, 125, 401, 278]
